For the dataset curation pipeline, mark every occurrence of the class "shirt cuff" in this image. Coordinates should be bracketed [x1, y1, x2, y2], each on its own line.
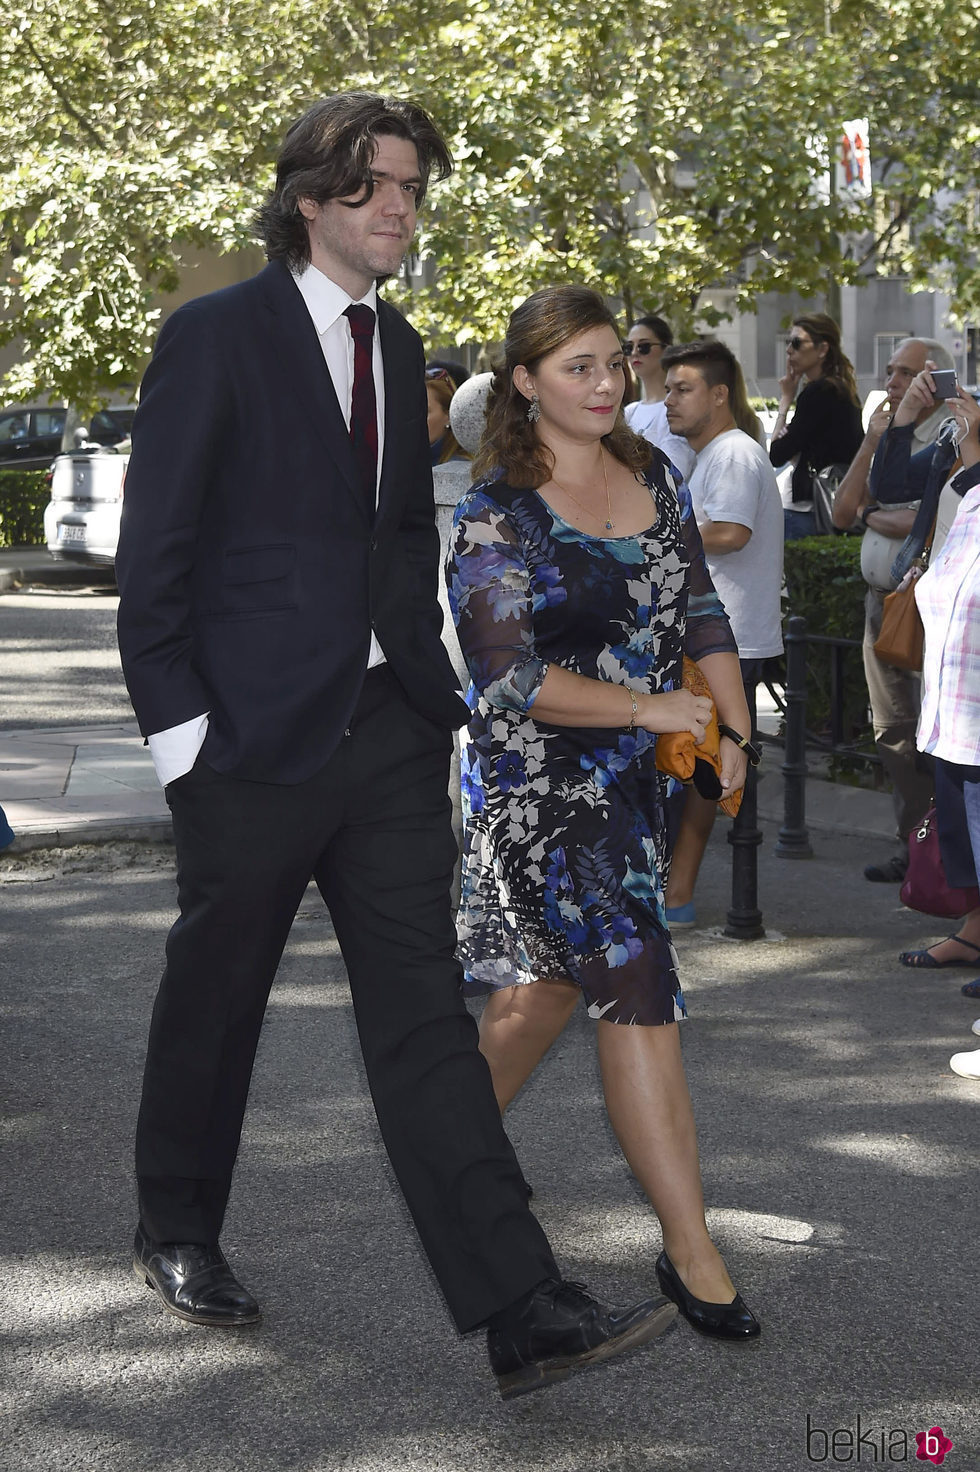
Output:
[484, 655, 548, 714]
[148, 712, 209, 787]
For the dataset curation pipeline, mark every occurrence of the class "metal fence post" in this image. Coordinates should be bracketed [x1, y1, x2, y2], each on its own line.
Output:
[775, 615, 813, 858]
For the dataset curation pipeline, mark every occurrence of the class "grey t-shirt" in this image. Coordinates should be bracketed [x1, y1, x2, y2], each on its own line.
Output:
[689, 428, 784, 659]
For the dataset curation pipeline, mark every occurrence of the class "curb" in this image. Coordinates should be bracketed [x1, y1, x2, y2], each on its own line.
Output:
[0, 553, 117, 593]
[1, 816, 173, 855]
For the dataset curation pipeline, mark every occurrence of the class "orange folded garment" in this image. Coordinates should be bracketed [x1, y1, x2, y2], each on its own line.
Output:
[654, 656, 743, 818]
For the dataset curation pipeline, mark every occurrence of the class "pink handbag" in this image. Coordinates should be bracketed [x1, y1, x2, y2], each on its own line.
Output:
[901, 808, 980, 919]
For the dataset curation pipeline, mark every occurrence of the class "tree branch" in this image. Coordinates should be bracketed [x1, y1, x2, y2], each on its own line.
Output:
[19, 32, 112, 152]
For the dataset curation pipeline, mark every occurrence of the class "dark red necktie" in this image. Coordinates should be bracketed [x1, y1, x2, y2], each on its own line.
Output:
[343, 304, 378, 516]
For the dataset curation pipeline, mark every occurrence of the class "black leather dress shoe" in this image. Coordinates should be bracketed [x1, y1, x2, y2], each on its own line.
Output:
[655, 1251, 760, 1341]
[132, 1225, 260, 1326]
[486, 1277, 676, 1399]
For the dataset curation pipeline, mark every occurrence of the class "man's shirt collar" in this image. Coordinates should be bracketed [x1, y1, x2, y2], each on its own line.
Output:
[292, 263, 378, 335]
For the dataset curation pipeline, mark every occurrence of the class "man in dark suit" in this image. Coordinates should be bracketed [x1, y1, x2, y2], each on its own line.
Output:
[116, 92, 673, 1397]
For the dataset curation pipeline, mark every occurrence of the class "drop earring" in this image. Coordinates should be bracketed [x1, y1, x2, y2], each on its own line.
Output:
[526, 394, 540, 424]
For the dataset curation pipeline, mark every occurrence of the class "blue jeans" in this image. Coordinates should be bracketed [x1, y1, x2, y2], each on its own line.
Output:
[783, 507, 817, 540]
[934, 760, 980, 889]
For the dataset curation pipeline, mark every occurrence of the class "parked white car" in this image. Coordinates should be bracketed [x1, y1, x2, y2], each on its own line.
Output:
[43, 440, 129, 565]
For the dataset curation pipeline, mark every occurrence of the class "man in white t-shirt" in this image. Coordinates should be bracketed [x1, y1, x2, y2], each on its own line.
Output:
[660, 340, 784, 925]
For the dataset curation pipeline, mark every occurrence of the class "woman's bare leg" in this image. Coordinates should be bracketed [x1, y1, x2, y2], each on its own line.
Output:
[597, 1018, 737, 1303]
[478, 978, 580, 1111]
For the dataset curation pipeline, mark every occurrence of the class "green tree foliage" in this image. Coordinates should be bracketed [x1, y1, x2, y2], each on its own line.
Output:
[1, 0, 978, 402]
[0, 0, 363, 404]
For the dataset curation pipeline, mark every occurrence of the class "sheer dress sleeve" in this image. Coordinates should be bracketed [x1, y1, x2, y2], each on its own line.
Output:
[447, 486, 548, 713]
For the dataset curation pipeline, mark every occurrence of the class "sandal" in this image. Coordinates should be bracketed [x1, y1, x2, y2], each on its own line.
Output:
[961, 979, 980, 999]
[899, 935, 980, 969]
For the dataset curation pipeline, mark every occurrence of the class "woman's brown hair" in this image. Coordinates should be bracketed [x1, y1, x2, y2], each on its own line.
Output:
[472, 286, 652, 487]
[793, 313, 861, 408]
[426, 370, 469, 463]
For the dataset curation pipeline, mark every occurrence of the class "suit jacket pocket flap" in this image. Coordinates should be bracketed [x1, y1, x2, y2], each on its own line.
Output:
[223, 544, 295, 585]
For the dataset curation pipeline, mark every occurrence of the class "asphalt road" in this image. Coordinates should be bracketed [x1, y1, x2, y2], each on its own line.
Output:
[0, 584, 132, 730]
[2, 829, 977, 1472]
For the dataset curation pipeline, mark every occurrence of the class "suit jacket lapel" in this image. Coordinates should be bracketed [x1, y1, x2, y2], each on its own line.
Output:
[376, 300, 420, 527]
[256, 262, 367, 518]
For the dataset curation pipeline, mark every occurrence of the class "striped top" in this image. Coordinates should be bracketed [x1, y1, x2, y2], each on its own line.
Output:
[915, 483, 980, 764]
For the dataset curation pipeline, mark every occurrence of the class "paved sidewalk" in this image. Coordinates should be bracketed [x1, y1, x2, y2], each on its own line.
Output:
[0, 716, 898, 852]
[0, 722, 170, 848]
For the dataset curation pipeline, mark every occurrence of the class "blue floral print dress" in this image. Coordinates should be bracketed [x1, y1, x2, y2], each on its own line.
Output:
[446, 453, 736, 1026]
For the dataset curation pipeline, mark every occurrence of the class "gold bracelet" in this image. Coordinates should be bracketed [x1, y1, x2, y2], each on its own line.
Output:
[625, 686, 638, 732]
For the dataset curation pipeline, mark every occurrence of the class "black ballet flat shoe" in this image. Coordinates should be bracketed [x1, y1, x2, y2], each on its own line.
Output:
[655, 1251, 761, 1342]
[132, 1225, 260, 1326]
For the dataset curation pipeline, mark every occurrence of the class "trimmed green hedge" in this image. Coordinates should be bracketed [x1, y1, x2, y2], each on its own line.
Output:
[0, 469, 49, 548]
[781, 534, 873, 756]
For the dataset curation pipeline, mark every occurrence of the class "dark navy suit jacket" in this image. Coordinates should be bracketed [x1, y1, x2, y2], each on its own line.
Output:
[116, 261, 468, 784]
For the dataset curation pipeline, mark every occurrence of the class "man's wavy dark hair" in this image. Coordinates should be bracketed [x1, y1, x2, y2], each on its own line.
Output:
[254, 92, 453, 269]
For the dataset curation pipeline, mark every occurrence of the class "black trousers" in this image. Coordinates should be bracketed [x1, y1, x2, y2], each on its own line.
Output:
[136, 667, 558, 1331]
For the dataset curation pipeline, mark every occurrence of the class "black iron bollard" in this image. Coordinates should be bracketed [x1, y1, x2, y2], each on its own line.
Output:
[775, 615, 813, 858]
[724, 761, 765, 937]
[724, 668, 764, 938]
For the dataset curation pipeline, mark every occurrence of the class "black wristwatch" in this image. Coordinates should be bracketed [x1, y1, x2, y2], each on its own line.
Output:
[718, 724, 762, 767]
[859, 503, 880, 528]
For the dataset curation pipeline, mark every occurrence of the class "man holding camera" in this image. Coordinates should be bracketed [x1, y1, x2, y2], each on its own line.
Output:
[832, 338, 954, 882]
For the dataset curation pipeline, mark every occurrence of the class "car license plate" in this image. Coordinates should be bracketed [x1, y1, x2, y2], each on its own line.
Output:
[57, 524, 87, 544]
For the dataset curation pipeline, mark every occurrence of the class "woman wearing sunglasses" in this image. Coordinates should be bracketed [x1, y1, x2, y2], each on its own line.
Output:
[623, 315, 696, 482]
[769, 313, 863, 539]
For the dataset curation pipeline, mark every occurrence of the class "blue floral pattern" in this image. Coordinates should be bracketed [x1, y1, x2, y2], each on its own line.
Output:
[447, 454, 736, 1025]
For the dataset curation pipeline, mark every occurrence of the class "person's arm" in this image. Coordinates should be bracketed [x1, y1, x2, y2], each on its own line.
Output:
[868, 423, 936, 505]
[768, 361, 801, 450]
[768, 379, 831, 469]
[694, 439, 758, 555]
[116, 303, 229, 740]
[699, 650, 751, 797]
[447, 489, 711, 741]
[949, 387, 980, 471]
[861, 505, 918, 538]
[675, 482, 750, 795]
[697, 519, 751, 554]
[831, 402, 893, 528]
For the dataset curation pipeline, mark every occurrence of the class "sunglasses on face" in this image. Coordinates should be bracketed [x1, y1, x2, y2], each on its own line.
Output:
[787, 336, 815, 351]
[623, 340, 663, 356]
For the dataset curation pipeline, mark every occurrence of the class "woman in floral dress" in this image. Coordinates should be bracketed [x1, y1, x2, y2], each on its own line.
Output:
[447, 285, 761, 1339]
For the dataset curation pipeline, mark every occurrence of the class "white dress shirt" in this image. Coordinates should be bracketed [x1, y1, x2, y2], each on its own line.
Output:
[148, 264, 387, 786]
